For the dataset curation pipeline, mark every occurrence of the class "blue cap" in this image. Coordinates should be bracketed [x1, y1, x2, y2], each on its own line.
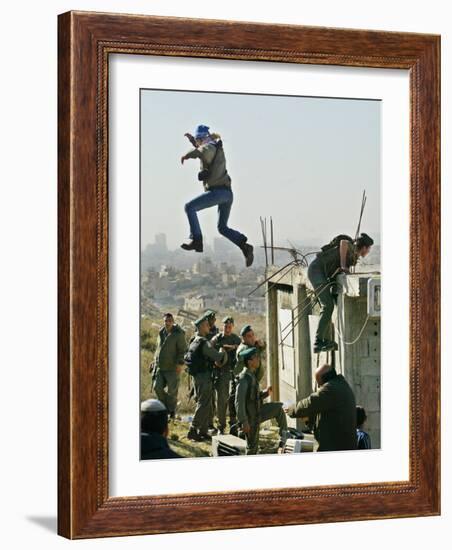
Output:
[195, 124, 210, 139]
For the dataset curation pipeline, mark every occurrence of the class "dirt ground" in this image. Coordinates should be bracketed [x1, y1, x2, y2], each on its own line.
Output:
[166, 418, 283, 458]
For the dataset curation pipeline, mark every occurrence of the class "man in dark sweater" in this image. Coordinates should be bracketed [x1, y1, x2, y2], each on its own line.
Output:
[285, 364, 357, 452]
[140, 399, 181, 460]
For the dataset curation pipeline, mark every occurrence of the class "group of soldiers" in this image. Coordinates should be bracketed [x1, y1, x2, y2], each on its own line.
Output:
[147, 231, 376, 457]
[148, 310, 372, 457]
[149, 310, 288, 454]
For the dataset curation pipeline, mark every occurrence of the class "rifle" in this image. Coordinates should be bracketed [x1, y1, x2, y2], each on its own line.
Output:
[149, 361, 157, 385]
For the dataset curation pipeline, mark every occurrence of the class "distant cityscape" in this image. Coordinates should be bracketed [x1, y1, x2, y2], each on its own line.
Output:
[141, 233, 381, 317]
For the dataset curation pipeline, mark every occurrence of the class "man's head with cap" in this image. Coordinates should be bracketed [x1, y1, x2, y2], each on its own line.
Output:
[222, 315, 234, 335]
[141, 399, 169, 436]
[240, 324, 255, 345]
[239, 347, 259, 370]
[195, 124, 210, 144]
[204, 309, 216, 328]
[194, 313, 210, 336]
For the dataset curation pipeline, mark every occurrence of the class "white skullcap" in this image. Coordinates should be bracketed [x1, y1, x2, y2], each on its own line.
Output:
[140, 398, 167, 413]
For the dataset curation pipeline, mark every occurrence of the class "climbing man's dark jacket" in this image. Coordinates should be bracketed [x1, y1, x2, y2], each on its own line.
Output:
[287, 374, 357, 452]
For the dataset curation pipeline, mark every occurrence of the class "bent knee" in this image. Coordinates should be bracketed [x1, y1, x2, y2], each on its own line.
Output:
[217, 223, 228, 236]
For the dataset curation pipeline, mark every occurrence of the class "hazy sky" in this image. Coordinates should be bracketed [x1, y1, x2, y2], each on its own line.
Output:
[141, 89, 380, 250]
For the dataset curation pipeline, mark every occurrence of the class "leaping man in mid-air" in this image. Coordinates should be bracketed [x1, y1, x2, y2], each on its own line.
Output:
[180, 124, 254, 267]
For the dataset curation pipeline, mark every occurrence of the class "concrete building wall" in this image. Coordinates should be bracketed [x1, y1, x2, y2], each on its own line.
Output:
[334, 293, 381, 448]
[266, 266, 381, 449]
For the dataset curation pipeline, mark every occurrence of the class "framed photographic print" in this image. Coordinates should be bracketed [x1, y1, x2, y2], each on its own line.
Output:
[58, 11, 440, 538]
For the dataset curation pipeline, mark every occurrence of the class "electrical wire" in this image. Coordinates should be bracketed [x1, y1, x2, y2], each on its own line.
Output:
[335, 314, 370, 346]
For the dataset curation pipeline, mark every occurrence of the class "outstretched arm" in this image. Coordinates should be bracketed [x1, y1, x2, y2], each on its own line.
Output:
[286, 385, 334, 418]
[339, 240, 351, 272]
[184, 132, 197, 148]
[181, 148, 202, 165]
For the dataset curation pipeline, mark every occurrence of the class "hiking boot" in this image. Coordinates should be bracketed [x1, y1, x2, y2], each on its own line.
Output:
[198, 432, 211, 441]
[181, 239, 203, 252]
[322, 339, 338, 351]
[229, 424, 239, 437]
[313, 339, 338, 353]
[240, 242, 254, 267]
[187, 427, 201, 441]
[207, 426, 218, 436]
[313, 339, 325, 353]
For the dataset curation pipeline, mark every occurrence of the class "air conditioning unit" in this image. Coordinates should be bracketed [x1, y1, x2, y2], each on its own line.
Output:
[367, 277, 381, 318]
[211, 434, 247, 456]
[283, 436, 315, 453]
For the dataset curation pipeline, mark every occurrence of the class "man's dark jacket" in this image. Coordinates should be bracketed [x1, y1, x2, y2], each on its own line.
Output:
[287, 374, 357, 451]
[140, 432, 181, 460]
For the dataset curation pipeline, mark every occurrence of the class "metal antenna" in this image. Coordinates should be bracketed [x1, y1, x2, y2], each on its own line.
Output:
[260, 217, 268, 268]
[355, 190, 367, 240]
[264, 217, 268, 265]
[270, 216, 275, 265]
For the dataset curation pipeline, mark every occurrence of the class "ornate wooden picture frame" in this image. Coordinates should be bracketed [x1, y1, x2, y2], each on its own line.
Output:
[58, 11, 440, 538]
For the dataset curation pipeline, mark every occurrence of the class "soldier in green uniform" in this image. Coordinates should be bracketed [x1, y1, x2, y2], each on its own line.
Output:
[308, 233, 374, 353]
[204, 310, 219, 432]
[185, 313, 227, 441]
[150, 312, 187, 419]
[229, 324, 266, 435]
[235, 347, 288, 455]
[211, 316, 241, 434]
[204, 310, 219, 341]
[235, 324, 266, 381]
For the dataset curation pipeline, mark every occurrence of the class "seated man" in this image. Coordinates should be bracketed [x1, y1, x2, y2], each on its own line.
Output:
[235, 347, 287, 455]
[140, 399, 181, 460]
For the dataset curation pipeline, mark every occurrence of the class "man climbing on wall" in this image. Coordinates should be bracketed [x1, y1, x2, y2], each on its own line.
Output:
[180, 124, 254, 267]
[308, 233, 374, 353]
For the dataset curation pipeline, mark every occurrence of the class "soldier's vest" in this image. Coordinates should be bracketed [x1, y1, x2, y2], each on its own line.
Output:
[183, 336, 208, 376]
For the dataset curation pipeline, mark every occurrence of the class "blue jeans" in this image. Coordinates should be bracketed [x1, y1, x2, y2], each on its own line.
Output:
[184, 187, 246, 248]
